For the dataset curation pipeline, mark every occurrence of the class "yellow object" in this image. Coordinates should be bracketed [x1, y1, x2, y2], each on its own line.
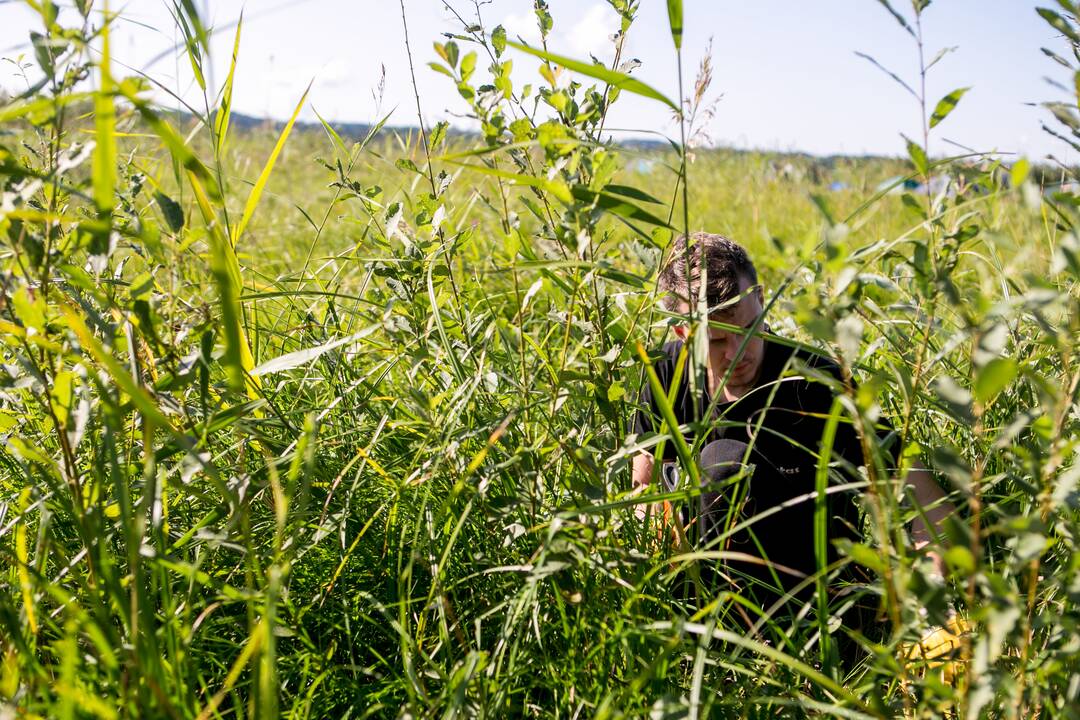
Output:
[902, 614, 972, 684]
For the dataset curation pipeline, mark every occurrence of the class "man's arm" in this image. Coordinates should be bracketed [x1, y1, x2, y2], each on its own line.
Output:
[631, 453, 655, 523]
[904, 461, 957, 576]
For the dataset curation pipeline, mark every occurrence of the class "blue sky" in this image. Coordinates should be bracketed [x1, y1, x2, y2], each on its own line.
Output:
[0, 1, 1071, 160]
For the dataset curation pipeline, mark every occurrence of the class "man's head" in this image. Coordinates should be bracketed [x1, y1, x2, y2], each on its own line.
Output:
[658, 232, 766, 396]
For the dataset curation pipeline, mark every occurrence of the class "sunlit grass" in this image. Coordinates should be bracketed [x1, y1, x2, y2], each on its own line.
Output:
[0, 1, 1077, 718]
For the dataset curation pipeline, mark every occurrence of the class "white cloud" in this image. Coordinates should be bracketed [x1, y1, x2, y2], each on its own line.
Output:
[566, 4, 619, 61]
[316, 58, 350, 88]
[501, 9, 542, 46]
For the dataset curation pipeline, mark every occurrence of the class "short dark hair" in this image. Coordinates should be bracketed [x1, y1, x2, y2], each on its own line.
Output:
[657, 232, 758, 312]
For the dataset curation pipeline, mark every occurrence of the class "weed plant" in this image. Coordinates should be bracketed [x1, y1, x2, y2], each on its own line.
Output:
[0, 0, 1077, 718]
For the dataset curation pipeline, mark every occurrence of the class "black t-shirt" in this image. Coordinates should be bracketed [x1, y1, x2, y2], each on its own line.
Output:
[633, 336, 897, 603]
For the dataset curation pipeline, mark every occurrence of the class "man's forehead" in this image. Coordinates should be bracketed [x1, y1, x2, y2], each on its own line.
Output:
[675, 293, 760, 318]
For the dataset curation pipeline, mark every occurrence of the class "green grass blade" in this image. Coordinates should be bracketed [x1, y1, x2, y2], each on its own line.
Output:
[634, 342, 699, 487]
[570, 185, 674, 227]
[91, 13, 115, 220]
[506, 39, 678, 111]
[814, 395, 843, 673]
[188, 171, 260, 397]
[666, 0, 683, 50]
[213, 10, 243, 153]
[120, 87, 221, 200]
[250, 325, 378, 377]
[0, 91, 93, 124]
[449, 159, 572, 203]
[61, 307, 176, 431]
[656, 621, 875, 714]
[312, 106, 348, 160]
[232, 81, 311, 246]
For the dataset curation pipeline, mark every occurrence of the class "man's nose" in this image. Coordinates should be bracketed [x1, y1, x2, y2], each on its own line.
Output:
[715, 333, 739, 360]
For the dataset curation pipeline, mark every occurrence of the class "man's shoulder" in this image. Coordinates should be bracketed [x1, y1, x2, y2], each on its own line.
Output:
[651, 340, 685, 368]
[762, 337, 845, 387]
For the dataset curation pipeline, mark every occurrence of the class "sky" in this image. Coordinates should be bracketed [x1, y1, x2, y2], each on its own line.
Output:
[0, 0, 1072, 160]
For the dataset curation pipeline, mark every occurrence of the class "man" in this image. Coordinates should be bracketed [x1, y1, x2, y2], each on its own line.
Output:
[632, 233, 954, 624]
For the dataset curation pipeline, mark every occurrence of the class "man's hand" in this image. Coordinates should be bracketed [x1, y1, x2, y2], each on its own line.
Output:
[632, 453, 682, 544]
[904, 461, 957, 577]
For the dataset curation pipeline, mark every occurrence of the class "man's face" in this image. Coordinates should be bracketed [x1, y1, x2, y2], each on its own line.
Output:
[675, 276, 766, 394]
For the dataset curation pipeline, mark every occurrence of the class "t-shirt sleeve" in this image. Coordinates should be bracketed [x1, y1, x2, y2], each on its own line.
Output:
[792, 354, 898, 471]
[630, 344, 678, 444]
[631, 371, 656, 438]
[872, 414, 902, 470]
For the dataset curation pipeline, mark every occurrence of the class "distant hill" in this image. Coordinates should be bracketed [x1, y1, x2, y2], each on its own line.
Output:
[185, 109, 673, 152]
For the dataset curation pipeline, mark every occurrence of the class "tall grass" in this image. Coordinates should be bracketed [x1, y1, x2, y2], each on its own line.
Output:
[0, 0, 1077, 717]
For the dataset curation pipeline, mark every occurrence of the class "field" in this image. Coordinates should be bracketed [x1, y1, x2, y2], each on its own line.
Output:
[1, 1, 1079, 718]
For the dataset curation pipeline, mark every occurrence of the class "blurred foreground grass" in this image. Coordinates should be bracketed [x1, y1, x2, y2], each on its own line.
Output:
[0, 1, 1077, 718]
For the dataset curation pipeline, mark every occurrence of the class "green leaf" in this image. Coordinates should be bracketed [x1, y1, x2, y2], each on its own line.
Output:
[49, 370, 76, 429]
[944, 546, 975, 576]
[838, 540, 886, 574]
[154, 191, 184, 233]
[11, 286, 45, 331]
[603, 184, 663, 204]
[931, 445, 972, 492]
[176, 1, 207, 91]
[1037, 7, 1080, 44]
[834, 314, 864, 365]
[570, 186, 673, 227]
[251, 326, 377, 377]
[932, 376, 974, 423]
[666, 0, 683, 50]
[534, 2, 553, 37]
[62, 308, 178, 431]
[492, 25, 506, 57]
[904, 136, 929, 176]
[428, 62, 454, 78]
[396, 157, 421, 174]
[31, 32, 56, 76]
[875, 0, 915, 36]
[460, 51, 477, 82]
[596, 265, 648, 288]
[854, 52, 917, 99]
[607, 382, 625, 403]
[436, 40, 460, 69]
[506, 39, 678, 111]
[929, 86, 969, 128]
[1010, 157, 1030, 187]
[974, 357, 1017, 403]
[429, 121, 449, 152]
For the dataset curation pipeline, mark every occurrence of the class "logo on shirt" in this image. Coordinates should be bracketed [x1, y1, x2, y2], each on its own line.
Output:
[777, 466, 801, 476]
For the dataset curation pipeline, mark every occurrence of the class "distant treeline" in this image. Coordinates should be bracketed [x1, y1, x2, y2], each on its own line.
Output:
[2, 94, 1073, 186]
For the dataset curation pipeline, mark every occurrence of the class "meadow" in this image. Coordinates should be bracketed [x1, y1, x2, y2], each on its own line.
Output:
[1, 0, 1078, 717]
